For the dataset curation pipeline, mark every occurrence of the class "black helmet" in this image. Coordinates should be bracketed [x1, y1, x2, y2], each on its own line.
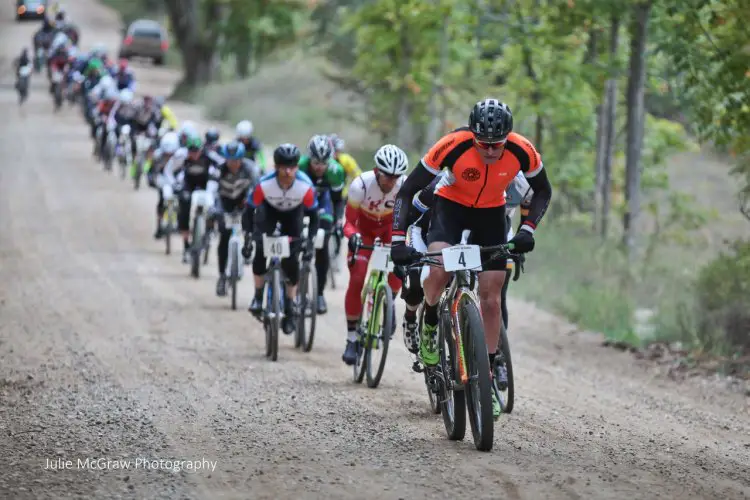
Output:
[274, 143, 300, 166]
[205, 127, 220, 144]
[469, 98, 513, 142]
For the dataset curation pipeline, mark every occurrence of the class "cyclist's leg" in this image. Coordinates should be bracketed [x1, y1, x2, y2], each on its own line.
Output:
[314, 218, 333, 308]
[216, 212, 230, 275]
[471, 205, 508, 362]
[249, 205, 274, 312]
[154, 184, 165, 238]
[342, 245, 371, 364]
[177, 195, 192, 256]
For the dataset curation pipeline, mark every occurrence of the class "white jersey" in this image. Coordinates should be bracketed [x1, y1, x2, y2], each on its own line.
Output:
[346, 170, 405, 233]
[249, 171, 317, 212]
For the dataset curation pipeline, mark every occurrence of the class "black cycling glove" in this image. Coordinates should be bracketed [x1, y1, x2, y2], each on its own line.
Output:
[390, 241, 421, 266]
[509, 228, 535, 253]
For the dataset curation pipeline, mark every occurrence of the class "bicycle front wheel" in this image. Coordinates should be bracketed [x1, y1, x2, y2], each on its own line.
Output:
[229, 241, 239, 310]
[297, 262, 318, 352]
[190, 215, 204, 278]
[461, 298, 494, 451]
[365, 283, 393, 389]
[440, 308, 466, 441]
[266, 268, 281, 361]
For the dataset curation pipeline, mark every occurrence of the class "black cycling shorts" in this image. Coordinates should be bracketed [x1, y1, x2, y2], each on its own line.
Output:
[426, 196, 508, 271]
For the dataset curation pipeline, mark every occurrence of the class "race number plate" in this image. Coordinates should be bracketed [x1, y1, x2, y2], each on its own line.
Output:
[370, 246, 394, 272]
[441, 245, 482, 272]
[263, 235, 290, 258]
[51, 71, 63, 83]
[224, 213, 243, 227]
[19, 66, 32, 77]
[313, 228, 325, 250]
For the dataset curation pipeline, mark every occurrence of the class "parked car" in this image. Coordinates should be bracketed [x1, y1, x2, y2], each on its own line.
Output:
[118, 19, 168, 66]
[16, 0, 48, 21]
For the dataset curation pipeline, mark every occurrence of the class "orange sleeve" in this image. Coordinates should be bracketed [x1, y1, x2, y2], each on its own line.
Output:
[421, 130, 473, 172]
[508, 132, 543, 178]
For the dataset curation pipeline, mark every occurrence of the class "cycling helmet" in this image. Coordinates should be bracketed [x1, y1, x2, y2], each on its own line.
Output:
[91, 43, 107, 57]
[119, 88, 134, 104]
[186, 136, 203, 152]
[159, 132, 179, 155]
[154, 96, 165, 108]
[205, 127, 220, 145]
[223, 141, 246, 160]
[179, 121, 197, 139]
[274, 143, 300, 166]
[235, 120, 253, 138]
[468, 98, 513, 142]
[307, 134, 332, 163]
[374, 144, 409, 176]
[103, 86, 118, 100]
[329, 133, 345, 152]
[118, 58, 128, 71]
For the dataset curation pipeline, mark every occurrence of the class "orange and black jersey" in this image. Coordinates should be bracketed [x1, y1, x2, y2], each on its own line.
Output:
[392, 127, 552, 240]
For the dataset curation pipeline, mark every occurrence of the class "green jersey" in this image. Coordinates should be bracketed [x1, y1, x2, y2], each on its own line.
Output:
[298, 155, 346, 193]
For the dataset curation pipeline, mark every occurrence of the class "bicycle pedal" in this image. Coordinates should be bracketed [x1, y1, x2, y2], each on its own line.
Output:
[411, 360, 423, 373]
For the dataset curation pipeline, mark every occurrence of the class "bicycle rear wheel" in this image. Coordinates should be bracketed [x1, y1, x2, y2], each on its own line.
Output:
[493, 323, 514, 414]
[440, 308, 466, 441]
[190, 215, 204, 278]
[353, 287, 370, 384]
[461, 299, 494, 451]
[365, 283, 393, 389]
[164, 216, 171, 255]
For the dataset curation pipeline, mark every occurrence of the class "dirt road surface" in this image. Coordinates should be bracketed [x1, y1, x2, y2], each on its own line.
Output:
[1, 2, 748, 499]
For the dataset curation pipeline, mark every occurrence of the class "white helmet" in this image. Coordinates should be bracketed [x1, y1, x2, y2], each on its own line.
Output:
[159, 132, 180, 155]
[119, 88, 134, 104]
[374, 144, 408, 176]
[98, 74, 114, 89]
[236, 120, 253, 138]
[179, 120, 197, 138]
[91, 43, 107, 57]
[329, 133, 345, 152]
[308, 134, 332, 162]
[103, 86, 118, 100]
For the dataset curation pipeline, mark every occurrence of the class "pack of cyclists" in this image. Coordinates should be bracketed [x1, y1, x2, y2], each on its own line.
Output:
[25, 23, 552, 424]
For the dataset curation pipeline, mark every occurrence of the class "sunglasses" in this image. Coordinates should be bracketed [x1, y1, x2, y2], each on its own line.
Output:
[276, 164, 297, 170]
[379, 171, 401, 180]
[474, 138, 507, 150]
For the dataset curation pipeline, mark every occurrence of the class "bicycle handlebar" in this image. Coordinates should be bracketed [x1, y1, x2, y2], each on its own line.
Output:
[410, 243, 525, 282]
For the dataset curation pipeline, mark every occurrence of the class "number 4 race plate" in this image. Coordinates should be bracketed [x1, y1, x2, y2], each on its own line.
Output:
[441, 245, 482, 272]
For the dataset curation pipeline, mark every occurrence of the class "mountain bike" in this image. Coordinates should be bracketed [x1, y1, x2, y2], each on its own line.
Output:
[260, 225, 296, 362]
[161, 183, 178, 255]
[409, 231, 523, 451]
[296, 221, 325, 352]
[16, 65, 31, 105]
[188, 189, 213, 279]
[224, 210, 245, 310]
[351, 239, 395, 389]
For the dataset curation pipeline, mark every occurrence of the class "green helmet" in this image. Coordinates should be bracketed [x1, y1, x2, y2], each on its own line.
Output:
[186, 136, 203, 151]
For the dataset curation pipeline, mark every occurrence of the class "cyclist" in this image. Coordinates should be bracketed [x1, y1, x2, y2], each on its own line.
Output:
[108, 88, 138, 163]
[205, 128, 221, 152]
[297, 134, 346, 315]
[178, 121, 198, 147]
[329, 133, 361, 257]
[235, 120, 267, 173]
[399, 170, 532, 354]
[94, 85, 118, 158]
[114, 58, 136, 92]
[213, 141, 259, 297]
[154, 97, 179, 133]
[148, 131, 181, 239]
[341, 145, 408, 366]
[129, 95, 161, 178]
[329, 134, 362, 198]
[390, 98, 552, 418]
[164, 136, 225, 263]
[242, 144, 321, 335]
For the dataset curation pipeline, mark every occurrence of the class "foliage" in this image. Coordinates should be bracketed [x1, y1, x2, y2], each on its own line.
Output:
[694, 241, 750, 353]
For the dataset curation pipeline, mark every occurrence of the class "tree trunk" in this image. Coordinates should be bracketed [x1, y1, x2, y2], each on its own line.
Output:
[235, 33, 251, 78]
[594, 14, 620, 238]
[164, 0, 221, 98]
[623, 1, 652, 258]
[425, 15, 448, 149]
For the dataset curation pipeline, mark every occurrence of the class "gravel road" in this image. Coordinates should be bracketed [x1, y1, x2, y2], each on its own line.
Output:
[1, 2, 748, 499]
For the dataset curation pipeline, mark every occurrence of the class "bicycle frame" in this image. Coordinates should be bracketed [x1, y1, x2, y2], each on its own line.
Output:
[358, 239, 392, 342]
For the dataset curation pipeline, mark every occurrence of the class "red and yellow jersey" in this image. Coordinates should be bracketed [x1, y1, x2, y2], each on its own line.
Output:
[422, 128, 542, 209]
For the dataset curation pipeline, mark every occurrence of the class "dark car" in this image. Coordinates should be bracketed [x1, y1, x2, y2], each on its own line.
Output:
[16, 0, 48, 21]
[119, 19, 169, 66]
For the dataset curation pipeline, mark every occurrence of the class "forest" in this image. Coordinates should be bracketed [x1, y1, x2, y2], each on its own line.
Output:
[105, 0, 750, 364]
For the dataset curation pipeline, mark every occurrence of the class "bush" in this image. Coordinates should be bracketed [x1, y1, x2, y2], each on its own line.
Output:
[694, 240, 750, 354]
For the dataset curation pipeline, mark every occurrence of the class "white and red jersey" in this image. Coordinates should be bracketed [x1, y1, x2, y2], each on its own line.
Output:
[344, 171, 405, 242]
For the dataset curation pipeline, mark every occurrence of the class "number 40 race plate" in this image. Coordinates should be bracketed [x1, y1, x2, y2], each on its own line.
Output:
[441, 245, 482, 272]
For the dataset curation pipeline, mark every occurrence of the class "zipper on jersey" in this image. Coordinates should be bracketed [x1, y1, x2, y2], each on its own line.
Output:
[473, 164, 490, 207]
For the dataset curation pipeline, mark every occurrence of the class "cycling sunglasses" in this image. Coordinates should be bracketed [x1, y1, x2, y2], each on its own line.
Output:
[474, 137, 507, 150]
[275, 163, 297, 170]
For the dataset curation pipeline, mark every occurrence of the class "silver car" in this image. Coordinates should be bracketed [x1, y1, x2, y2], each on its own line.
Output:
[118, 19, 168, 65]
